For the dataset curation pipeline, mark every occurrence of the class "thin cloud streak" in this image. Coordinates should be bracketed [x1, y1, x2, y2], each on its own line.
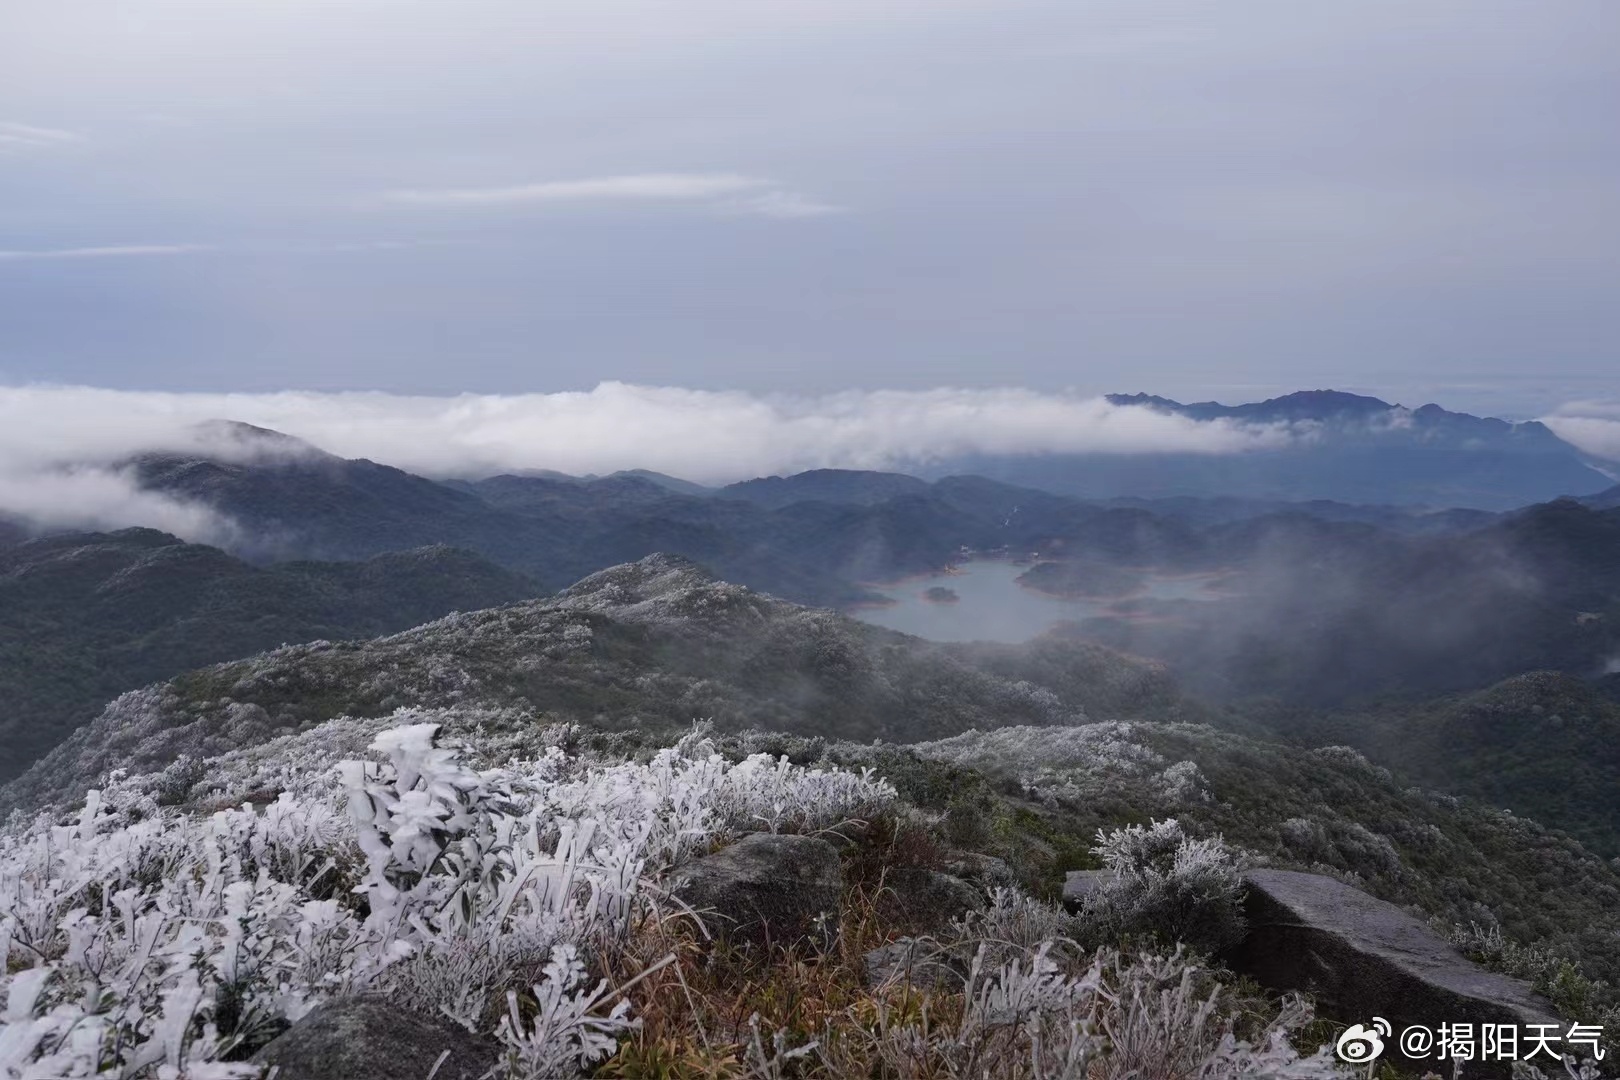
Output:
[0, 121, 83, 148]
[385, 172, 842, 218]
[734, 190, 845, 218]
[0, 245, 211, 261]
[386, 172, 768, 205]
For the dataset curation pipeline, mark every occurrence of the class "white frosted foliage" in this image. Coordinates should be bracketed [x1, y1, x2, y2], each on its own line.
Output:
[0, 717, 895, 1077]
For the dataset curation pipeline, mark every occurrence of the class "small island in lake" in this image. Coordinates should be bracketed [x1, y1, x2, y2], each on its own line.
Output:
[922, 585, 960, 604]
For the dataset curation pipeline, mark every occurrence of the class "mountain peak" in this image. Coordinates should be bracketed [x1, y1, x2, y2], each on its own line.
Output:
[1255, 389, 1394, 415]
[1105, 392, 1186, 410]
[722, 469, 930, 509]
[190, 419, 328, 460]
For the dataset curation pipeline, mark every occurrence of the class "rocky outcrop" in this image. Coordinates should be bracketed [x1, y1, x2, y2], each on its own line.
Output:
[250, 995, 497, 1080]
[670, 832, 843, 952]
[1228, 869, 1562, 1077]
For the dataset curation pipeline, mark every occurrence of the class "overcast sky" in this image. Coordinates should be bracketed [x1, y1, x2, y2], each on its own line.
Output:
[2, 0, 1617, 417]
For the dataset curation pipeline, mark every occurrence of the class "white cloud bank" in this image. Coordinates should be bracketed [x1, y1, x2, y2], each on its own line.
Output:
[1542, 401, 1620, 464]
[0, 383, 1295, 538]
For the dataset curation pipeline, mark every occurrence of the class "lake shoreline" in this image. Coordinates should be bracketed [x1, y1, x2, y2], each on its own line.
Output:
[845, 557, 1234, 643]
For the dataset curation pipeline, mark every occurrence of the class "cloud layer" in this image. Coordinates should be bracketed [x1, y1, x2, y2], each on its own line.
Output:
[1543, 401, 1620, 463]
[0, 383, 1292, 538]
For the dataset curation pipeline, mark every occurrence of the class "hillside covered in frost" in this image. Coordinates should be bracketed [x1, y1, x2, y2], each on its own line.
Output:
[0, 555, 1175, 816]
[2, 713, 1373, 1078]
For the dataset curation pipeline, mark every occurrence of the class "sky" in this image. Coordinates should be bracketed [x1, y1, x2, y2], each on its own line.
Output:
[2, 0, 1617, 418]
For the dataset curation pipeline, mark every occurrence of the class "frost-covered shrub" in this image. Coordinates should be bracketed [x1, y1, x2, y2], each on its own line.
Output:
[948, 885, 1084, 967]
[1451, 922, 1620, 1057]
[1278, 816, 1331, 863]
[1275, 816, 1404, 883]
[1093, 948, 1341, 1079]
[812, 927, 1340, 1079]
[494, 944, 639, 1080]
[0, 715, 897, 1077]
[1154, 760, 1210, 804]
[1307, 745, 1392, 784]
[1079, 818, 1247, 955]
[915, 723, 1163, 783]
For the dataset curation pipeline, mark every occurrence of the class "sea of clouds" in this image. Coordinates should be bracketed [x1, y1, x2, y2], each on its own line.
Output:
[0, 383, 1297, 539]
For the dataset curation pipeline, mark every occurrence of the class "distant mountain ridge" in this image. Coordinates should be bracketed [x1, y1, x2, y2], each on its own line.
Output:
[1107, 388, 1396, 422]
[925, 390, 1614, 509]
[1580, 483, 1620, 511]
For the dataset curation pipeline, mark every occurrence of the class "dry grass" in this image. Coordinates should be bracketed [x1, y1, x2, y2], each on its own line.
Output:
[586, 812, 1337, 1080]
[596, 874, 914, 1079]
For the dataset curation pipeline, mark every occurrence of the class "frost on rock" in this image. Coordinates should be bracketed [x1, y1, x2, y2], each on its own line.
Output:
[0, 717, 896, 1078]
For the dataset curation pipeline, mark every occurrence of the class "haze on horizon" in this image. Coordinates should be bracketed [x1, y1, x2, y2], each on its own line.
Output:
[1, 0, 1617, 420]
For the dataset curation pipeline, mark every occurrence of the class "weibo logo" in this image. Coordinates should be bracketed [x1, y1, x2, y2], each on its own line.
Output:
[1335, 1017, 1390, 1063]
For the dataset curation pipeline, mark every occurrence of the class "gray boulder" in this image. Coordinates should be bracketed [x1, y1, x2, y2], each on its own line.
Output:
[863, 937, 965, 992]
[670, 832, 843, 952]
[941, 851, 1016, 887]
[250, 995, 497, 1080]
[1060, 869, 1107, 911]
[1229, 869, 1562, 1078]
[878, 868, 983, 932]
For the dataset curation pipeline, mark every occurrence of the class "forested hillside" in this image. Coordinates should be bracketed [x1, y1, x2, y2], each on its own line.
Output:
[0, 529, 541, 781]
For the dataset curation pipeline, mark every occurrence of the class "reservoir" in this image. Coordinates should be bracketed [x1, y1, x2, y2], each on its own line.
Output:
[848, 559, 1232, 644]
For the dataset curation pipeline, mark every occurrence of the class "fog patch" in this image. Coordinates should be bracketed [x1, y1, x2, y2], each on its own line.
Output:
[0, 392, 334, 541]
[0, 465, 239, 546]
